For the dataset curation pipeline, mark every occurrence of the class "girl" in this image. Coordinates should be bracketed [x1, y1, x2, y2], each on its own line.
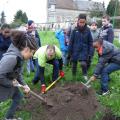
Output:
[0, 30, 37, 120]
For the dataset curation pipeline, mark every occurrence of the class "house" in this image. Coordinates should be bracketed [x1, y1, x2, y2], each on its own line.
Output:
[47, 0, 105, 22]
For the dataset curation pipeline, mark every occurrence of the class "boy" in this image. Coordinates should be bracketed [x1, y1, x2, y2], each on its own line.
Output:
[33, 45, 64, 93]
[90, 38, 120, 95]
[90, 21, 99, 57]
[99, 15, 114, 43]
[68, 14, 93, 81]
[0, 30, 37, 120]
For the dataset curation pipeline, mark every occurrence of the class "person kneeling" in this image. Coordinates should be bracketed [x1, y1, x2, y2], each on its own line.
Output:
[90, 38, 120, 95]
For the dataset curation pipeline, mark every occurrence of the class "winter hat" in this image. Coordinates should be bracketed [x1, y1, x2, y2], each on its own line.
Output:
[27, 20, 34, 26]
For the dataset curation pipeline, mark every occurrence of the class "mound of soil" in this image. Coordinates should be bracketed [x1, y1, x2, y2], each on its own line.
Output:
[22, 83, 100, 120]
[102, 110, 120, 120]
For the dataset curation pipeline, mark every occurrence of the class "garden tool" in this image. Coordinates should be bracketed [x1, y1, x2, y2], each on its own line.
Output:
[45, 76, 62, 92]
[80, 79, 93, 95]
[81, 79, 92, 88]
[16, 83, 53, 107]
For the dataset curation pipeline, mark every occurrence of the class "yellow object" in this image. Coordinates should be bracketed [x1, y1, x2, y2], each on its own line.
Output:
[45, 76, 61, 92]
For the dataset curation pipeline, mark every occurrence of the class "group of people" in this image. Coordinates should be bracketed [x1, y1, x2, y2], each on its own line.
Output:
[55, 13, 119, 97]
[0, 13, 120, 120]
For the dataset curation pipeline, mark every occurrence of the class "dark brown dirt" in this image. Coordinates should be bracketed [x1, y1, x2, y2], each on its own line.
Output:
[21, 83, 100, 120]
[102, 110, 120, 120]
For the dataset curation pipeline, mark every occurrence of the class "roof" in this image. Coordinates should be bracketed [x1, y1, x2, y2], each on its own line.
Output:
[48, 0, 104, 11]
[55, 0, 77, 10]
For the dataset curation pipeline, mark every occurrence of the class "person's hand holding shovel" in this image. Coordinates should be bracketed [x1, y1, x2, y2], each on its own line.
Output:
[59, 70, 65, 78]
[22, 85, 30, 94]
[90, 76, 96, 81]
[13, 79, 30, 94]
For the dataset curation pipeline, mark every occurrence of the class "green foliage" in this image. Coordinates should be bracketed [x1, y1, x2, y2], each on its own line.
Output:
[107, 0, 119, 16]
[90, 2, 105, 17]
[10, 10, 28, 28]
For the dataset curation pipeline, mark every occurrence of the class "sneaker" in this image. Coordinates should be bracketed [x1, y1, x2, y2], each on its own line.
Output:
[83, 75, 88, 81]
[97, 90, 110, 96]
[102, 90, 110, 96]
[41, 84, 46, 94]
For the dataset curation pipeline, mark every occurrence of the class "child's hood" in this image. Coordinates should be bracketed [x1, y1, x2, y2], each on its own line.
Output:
[3, 43, 23, 59]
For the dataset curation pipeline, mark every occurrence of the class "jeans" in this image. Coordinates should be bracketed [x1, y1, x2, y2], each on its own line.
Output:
[62, 51, 68, 66]
[101, 63, 120, 92]
[33, 59, 59, 85]
[32, 59, 40, 82]
[6, 88, 23, 119]
[27, 58, 34, 75]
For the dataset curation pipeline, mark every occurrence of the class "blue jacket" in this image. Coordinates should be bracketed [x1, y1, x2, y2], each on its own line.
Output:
[68, 26, 93, 61]
[99, 24, 114, 43]
[0, 34, 11, 60]
[55, 29, 68, 52]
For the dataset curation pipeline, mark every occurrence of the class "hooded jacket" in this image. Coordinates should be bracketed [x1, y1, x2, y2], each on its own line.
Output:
[0, 44, 26, 101]
[94, 41, 120, 76]
[68, 25, 93, 61]
[99, 24, 114, 43]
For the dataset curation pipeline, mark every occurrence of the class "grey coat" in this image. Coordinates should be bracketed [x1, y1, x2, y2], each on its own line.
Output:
[0, 44, 26, 101]
[94, 41, 120, 76]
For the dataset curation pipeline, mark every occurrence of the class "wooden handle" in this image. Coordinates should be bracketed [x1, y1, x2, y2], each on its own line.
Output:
[30, 90, 45, 102]
[85, 79, 92, 86]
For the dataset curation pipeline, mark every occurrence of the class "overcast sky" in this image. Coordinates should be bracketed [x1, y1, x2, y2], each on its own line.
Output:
[0, 0, 110, 23]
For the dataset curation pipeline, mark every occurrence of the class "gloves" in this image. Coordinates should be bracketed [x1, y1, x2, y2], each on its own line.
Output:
[41, 84, 46, 94]
[59, 70, 65, 78]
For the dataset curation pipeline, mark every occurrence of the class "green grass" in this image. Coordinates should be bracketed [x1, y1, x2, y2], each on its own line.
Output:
[0, 31, 120, 120]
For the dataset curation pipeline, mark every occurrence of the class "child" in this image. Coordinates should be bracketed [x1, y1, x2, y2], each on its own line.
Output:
[0, 30, 37, 120]
[33, 45, 64, 93]
[55, 26, 68, 66]
[68, 14, 93, 81]
[90, 21, 99, 57]
[99, 15, 114, 43]
[90, 38, 120, 95]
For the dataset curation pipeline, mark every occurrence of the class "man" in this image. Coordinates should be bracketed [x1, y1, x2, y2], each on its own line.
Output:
[90, 38, 120, 95]
[33, 45, 64, 93]
[0, 24, 12, 60]
[99, 15, 114, 43]
[68, 14, 93, 81]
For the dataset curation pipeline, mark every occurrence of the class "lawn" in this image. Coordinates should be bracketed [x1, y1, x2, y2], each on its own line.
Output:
[0, 31, 120, 120]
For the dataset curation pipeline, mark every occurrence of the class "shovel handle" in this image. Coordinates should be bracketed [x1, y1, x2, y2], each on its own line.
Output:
[16, 84, 46, 102]
[45, 76, 61, 92]
[29, 90, 46, 102]
[85, 79, 92, 86]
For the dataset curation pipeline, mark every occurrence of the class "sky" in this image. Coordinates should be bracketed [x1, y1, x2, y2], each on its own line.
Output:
[0, 0, 110, 23]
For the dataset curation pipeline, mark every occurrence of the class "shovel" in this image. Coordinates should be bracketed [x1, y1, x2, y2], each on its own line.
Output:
[80, 79, 93, 95]
[45, 76, 61, 92]
[16, 83, 53, 107]
[81, 79, 92, 88]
